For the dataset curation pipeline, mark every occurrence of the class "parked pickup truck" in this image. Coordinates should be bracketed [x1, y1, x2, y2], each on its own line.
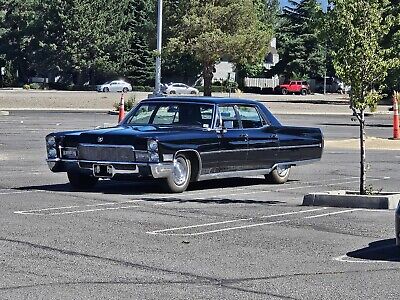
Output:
[277, 81, 310, 95]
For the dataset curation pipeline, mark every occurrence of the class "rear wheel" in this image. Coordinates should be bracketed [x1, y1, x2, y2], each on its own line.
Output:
[163, 154, 191, 193]
[67, 171, 98, 190]
[265, 166, 290, 184]
[281, 88, 288, 95]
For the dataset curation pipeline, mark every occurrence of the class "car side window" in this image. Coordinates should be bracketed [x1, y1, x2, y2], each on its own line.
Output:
[236, 105, 264, 129]
[153, 105, 179, 124]
[219, 105, 240, 129]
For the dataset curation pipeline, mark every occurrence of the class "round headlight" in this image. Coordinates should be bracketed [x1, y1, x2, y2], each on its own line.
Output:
[149, 152, 159, 162]
[148, 140, 158, 152]
[46, 136, 56, 148]
[47, 148, 57, 159]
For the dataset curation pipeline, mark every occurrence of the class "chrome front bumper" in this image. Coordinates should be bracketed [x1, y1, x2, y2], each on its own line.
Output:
[46, 159, 173, 179]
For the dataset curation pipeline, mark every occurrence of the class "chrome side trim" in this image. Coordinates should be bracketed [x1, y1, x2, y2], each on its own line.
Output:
[199, 168, 273, 181]
[197, 158, 321, 181]
[201, 143, 322, 155]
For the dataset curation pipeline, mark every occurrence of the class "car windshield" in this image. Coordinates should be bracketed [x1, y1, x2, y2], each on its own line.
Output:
[126, 102, 214, 128]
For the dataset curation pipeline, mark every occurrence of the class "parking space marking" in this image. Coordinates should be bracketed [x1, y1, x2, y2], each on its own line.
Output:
[148, 208, 383, 236]
[304, 209, 361, 219]
[147, 208, 327, 235]
[0, 190, 36, 195]
[14, 199, 145, 215]
[151, 177, 364, 205]
[176, 178, 384, 200]
[43, 205, 141, 216]
[333, 252, 399, 264]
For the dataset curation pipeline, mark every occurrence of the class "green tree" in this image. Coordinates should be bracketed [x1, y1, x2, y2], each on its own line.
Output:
[162, 0, 202, 84]
[0, 0, 155, 86]
[383, 0, 400, 91]
[0, 0, 39, 82]
[236, 0, 280, 85]
[166, 0, 272, 96]
[120, 0, 155, 86]
[273, 0, 325, 80]
[329, 0, 399, 194]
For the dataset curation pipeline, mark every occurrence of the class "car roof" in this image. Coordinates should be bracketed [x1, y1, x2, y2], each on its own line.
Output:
[141, 96, 260, 105]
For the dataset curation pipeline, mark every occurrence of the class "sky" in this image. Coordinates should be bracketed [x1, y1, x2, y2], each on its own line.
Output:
[280, 0, 328, 11]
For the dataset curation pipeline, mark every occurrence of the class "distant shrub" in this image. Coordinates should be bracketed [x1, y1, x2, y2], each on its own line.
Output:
[195, 85, 237, 93]
[113, 95, 137, 111]
[29, 83, 41, 90]
[132, 86, 153, 92]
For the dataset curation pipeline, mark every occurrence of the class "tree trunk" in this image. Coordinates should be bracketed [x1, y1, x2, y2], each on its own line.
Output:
[203, 63, 214, 97]
[359, 109, 366, 195]
[89, 68, 96, 86]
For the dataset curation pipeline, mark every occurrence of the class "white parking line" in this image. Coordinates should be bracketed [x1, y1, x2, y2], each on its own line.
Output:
[14, 199, 145, 215]
[0, 190, 36, 195]
[148, 208, 379, 236]
[304, 209, 361, 219]
[333, 252, 398, 264]
[152, 176, 365, 205]
[45, 205, 141, 216]
[147, 208, 327, 235]
[165, 220, 289, 236]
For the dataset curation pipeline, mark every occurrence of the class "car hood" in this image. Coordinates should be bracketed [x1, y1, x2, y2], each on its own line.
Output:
[59, 125, 206, 149]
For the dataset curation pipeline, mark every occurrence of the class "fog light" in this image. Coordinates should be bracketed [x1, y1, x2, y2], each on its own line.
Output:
[149, 152, 159, 162]
[48, 148, 57, 159]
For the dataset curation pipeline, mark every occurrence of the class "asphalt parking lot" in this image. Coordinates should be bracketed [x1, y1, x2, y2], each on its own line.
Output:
[0, 111, 399, 299]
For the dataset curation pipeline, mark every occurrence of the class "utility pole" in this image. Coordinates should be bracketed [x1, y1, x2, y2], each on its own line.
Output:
[153, 0, 163, 96]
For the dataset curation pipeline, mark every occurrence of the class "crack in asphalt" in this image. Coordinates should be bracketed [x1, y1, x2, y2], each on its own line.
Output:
[0, 237, 296, 299]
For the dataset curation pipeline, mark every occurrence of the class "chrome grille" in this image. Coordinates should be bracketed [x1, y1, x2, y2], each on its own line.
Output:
[77, 144, 135, 162]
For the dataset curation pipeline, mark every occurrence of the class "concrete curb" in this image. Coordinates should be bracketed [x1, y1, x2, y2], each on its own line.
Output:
[0, 110, 10, 116]
[303, 190, 400, 209]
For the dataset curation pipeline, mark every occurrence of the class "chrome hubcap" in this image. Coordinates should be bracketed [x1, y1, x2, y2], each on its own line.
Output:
[172, 157, 188, 186]
[276, 165, 289, 177]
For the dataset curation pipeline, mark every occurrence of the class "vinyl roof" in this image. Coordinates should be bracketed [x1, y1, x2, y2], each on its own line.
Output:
[142, 96, 260, 105]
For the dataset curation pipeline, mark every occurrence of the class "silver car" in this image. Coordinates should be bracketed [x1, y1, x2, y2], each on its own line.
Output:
[97, 80, 132, 92]
[163, 83, 199, 95]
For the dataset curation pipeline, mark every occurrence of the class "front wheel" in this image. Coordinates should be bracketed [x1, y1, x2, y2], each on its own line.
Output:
[300, 89, 307, 95]
[281, 88, 288, 95]
[265, 166, 290, 184]
[103, 87, 109, 92]
[122, 87, 128, 93]
[163, 155, 191, 193]
[67, 171, 98, 190]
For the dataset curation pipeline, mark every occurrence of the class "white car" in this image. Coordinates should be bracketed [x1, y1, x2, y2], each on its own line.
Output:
[97, 80, 132, 92]
[163, 83, 199, 95]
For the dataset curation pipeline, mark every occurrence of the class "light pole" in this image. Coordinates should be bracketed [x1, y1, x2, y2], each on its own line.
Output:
[153, 0, 163, 96]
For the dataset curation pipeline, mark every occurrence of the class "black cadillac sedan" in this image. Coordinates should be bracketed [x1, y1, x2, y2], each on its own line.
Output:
[396, 203, 400, 247]
[46, 97, 324, 193]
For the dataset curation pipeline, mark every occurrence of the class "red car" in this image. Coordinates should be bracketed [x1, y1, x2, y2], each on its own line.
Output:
[278, 81, 310, 95]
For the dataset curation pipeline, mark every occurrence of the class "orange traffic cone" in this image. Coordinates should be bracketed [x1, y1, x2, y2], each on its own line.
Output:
[118, 93, 125, 123]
